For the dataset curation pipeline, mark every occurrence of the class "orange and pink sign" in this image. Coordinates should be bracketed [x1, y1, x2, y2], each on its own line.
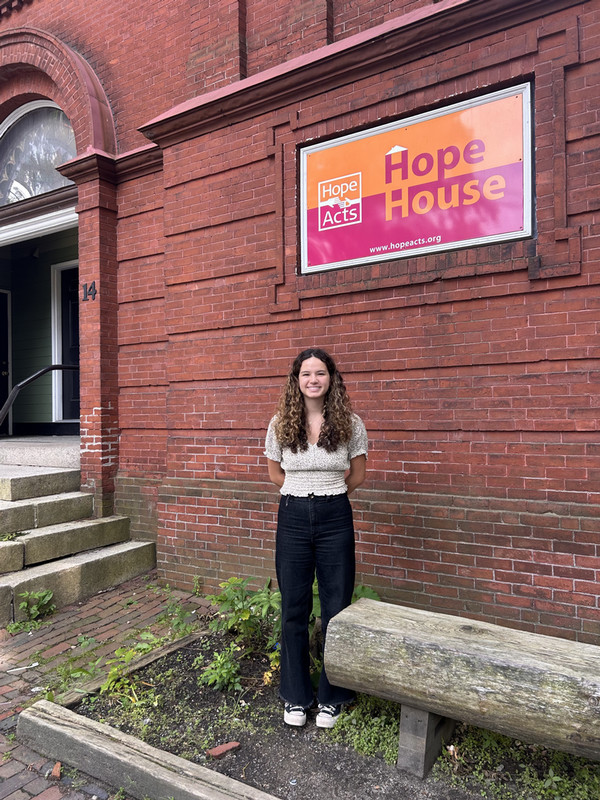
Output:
[300, 85, 532, 273]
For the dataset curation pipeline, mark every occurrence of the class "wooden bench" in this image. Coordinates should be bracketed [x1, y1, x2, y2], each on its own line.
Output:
[325, 599, 600, 778]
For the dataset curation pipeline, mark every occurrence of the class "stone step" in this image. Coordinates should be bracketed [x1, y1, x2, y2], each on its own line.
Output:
[0, 436, 80, 469]
[0, 540, 156, 626]
[0, 491, 94, 536]
[0, 516, 131, 574]
[0, 465, 81, 501]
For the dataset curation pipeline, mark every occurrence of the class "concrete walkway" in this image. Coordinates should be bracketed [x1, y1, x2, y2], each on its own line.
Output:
[0, 573, 210, 800]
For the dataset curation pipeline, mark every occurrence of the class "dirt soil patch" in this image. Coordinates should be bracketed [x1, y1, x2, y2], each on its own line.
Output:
[75, 632, 483, 800]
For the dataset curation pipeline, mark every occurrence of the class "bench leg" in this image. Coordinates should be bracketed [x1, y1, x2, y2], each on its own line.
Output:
[396, 704, 456, 779]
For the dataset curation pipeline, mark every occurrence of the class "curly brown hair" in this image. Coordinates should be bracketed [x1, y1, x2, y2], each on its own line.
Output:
[273, 348, 354, 453]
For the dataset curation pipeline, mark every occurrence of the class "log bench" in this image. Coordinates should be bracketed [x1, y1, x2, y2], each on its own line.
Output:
[325, 598, 600, 778]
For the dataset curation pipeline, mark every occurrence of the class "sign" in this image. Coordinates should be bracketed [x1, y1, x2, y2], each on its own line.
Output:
[299, 84, 532, 274]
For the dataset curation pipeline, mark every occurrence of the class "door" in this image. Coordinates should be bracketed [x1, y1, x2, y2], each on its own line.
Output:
[0, 291, 9, 435]
[60, 267, 79, 419]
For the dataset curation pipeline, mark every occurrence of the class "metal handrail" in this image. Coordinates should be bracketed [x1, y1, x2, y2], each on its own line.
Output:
[0, 364, 80, 428]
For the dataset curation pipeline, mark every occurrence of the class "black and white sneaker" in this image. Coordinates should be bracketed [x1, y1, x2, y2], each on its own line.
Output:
[316, 703, 341, 728]
[284, 703, 307, 727]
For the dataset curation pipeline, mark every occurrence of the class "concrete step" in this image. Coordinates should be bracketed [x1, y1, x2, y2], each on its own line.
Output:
[0, 436, 80, 468]
[0, 491, 94, 536]
[0, 540, 156, 626]
[0, 516, 131, 574]
[0, 465, 81, 501]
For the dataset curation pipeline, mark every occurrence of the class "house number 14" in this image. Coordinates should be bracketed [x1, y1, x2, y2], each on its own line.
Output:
[82, 281, 97, 301]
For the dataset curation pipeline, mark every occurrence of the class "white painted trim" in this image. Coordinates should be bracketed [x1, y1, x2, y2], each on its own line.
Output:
[0, 100, 62, 139]
[51, 260, 78, 422]
[0, 208, 78, 247]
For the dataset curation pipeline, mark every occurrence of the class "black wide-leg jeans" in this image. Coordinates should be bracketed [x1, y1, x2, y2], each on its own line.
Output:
[275, 492, 356, 709]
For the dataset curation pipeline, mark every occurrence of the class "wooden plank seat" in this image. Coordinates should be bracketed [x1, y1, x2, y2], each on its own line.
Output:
[325, 598, 600, 778]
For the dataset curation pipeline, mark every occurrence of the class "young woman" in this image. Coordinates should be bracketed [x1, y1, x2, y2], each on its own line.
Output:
[264, 348, 367, 728]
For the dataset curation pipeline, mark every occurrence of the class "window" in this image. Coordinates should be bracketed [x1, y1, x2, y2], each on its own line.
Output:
[0, 101, 76, 206]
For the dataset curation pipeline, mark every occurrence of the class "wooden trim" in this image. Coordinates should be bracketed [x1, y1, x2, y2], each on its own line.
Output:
[0, 186, 77, 226]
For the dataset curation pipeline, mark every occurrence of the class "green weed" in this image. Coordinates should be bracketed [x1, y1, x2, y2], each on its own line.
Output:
[19, 588, 56, 620]
[197, 641, 242, 692]
[157, 597, 197, 638]
[6, 589, 56, 633]
[207, 577, 281, 647]
[55, 656, 103, 688]
[99, 632, 164, 707]
[77, 634, 97, 650]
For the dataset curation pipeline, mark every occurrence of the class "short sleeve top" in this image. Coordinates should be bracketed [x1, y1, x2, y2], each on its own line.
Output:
[264, 414, 368, 497]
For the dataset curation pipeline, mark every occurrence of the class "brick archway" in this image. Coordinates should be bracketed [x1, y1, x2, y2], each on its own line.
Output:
[0, 27, 115, 154]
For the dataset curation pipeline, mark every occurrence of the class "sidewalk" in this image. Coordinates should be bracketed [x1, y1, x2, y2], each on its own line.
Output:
[0, 573, 210, 800]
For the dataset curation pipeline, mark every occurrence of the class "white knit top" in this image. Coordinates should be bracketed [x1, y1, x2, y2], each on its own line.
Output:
[264, 414, 368, 497]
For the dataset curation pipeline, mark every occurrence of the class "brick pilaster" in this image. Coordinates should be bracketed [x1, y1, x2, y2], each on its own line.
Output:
[59, 152, 119, 516]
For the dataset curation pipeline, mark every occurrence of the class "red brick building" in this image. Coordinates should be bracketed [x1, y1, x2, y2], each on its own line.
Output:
[0, 0, 598, 642]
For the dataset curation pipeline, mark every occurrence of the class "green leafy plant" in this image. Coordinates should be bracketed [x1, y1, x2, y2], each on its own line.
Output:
[62, 767, 87, 791]
[157, 597, 197, 638]
[197, 642, 242, 692]
[352, 584, 381, 602]
[203, 576, 282, 682]
[56, 656, 103, 689]
[77, 634, 97, 650]
[7, 589, 56, 633]
[6, 619, 39, 634]
[207, 577, 281, 648]
[19, 588, 56, 620]
[130, 630, 164, 654]
[207, 576, 262, 641]
[99, 632, 163, 706]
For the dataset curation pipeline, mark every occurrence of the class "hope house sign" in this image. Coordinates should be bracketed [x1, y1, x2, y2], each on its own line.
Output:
[299, 84, 532, 274]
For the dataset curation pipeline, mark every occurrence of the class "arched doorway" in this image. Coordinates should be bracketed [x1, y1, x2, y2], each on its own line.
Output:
[0, 100, 78, 435]
[0, 27, 118, 512]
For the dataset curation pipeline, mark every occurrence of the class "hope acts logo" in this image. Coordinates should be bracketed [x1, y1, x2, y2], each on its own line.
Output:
[318, 173, 362, 231]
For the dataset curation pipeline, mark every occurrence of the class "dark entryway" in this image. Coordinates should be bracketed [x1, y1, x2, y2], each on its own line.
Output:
[0, 290, 9, 435]
[60, 266, 79, 420]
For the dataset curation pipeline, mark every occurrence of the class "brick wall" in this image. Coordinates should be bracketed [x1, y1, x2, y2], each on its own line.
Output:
[0, 0, 435, 151]
[333, 0, 431, 40]
[246, 0, 331, 74]
[113, 0, 600, 644]
[1, 0, 597, 642]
